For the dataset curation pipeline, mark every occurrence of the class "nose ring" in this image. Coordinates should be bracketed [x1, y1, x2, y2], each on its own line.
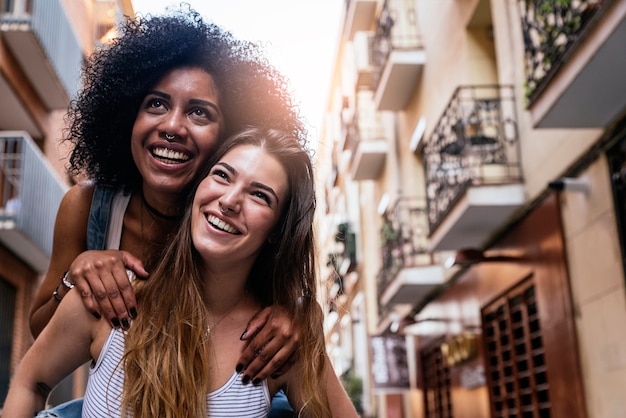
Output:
[164, 133, 176, 141]
[220, 206, 229, 214]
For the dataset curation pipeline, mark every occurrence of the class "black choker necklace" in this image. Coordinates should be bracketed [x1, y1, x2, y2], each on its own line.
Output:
[141, 193, 179, 221]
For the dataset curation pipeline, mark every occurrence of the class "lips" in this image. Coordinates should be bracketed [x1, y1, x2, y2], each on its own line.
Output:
[151, 146, 191, 164]
[207, 214, 240, 234]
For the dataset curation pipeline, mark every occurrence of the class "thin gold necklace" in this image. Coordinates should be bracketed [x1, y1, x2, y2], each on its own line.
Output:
[206, 293, 246, 336]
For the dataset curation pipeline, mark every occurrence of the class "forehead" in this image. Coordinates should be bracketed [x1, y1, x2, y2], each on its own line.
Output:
[154, 67, 220, 98]
[219, 145, 289, 194]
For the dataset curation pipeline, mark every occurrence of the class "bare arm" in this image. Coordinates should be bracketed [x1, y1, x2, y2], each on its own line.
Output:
[282, 354, 358, 418]
[4, 289, 96, 417]
[30, 184, 147, 336]
[30, 184, 94, 337]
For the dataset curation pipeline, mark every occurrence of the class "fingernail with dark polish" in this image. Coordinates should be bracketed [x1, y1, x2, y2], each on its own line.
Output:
[252, 379, 261, 386]
[242, 375, 250, 384]
[92, 312, 101, 320]
[112, 318, 121, 327]
[121, 318, 130, 329]
[130, 308, 138, 319]
[239, 330, 247, 340]
[236, 364, 244, 373]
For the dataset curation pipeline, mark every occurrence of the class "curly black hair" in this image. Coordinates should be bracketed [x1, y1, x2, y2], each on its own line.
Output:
[65, 5, 307, 187]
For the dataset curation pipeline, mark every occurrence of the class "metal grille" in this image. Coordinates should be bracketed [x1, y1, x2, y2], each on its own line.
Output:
[421, 339, 453, 418]
[482, 279, 551, 417]
[518, 0, 608, 102]
[0, 278, 16, 403]
[377, 197, 428, 296]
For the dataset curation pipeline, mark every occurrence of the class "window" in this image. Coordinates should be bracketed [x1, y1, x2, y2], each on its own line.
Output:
[0, 278, 16, 402]
[482, 277, 551, 418]
[421, 338, 453, 418]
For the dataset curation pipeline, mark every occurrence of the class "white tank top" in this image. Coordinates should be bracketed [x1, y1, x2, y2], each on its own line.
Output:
[105, 190, 131, 250]
[82, 328, 271, 417]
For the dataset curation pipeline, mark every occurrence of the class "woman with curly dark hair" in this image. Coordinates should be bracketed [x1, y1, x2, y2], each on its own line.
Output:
[27, 5, 304, 415]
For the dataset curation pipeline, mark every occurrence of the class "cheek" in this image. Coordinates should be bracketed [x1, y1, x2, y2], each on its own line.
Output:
[130, 135, 142, 167]
[190, 213, 202, 247]
[255, 213, 281, 241]
[130, 118, 149, 155]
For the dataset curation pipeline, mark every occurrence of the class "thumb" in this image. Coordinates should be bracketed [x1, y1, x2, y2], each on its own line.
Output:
[120, 250, 149, 279]
[240, 307, 271, 340]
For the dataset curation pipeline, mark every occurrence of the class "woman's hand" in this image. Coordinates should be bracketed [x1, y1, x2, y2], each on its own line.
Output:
[236, 305, 300, 383]
[67, 249, 148, 328]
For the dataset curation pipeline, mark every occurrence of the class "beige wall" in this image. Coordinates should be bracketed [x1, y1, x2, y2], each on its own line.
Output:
[560, 155, 626, 417]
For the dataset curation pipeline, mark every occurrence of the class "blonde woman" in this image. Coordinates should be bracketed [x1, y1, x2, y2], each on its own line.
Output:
[4, 127, 358, 417]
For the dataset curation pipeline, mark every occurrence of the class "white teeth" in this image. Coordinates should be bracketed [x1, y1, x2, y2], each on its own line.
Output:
[207, 214, 239, 234]
[152, 147, 190, 163]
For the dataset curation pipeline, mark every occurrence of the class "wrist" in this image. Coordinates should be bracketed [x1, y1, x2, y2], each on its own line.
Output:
[53, 271, 74, 302]
[53, 284, 63, 302]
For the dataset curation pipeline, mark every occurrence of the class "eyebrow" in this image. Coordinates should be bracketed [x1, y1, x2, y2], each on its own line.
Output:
[216, 161, 280, 204]
[148, 90, 221, 114]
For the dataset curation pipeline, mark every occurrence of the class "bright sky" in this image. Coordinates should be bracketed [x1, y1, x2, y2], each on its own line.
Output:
[131, 0, 343, 141]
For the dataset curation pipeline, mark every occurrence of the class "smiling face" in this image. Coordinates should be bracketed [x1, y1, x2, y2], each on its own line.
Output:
[191, 144, 289, 267]
[131, 67, 224, 197]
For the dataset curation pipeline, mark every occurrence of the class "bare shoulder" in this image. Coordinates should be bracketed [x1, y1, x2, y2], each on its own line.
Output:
[54, 183, 95, 235]
[60, 182, 96, 213]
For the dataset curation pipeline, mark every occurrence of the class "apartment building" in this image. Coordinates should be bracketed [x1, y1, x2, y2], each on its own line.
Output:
[0, 0, 133, 406]
[316, 0, 626, 416]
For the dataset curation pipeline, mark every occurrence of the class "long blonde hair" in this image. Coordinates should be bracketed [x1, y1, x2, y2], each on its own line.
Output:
[122, 127, 331, 417]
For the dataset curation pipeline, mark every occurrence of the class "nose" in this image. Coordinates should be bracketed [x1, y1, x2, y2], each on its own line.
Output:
[160, 109, 187, 140]
[219, 188, 242, 214]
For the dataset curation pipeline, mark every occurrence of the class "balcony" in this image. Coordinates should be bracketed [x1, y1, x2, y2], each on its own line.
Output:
[327, 222, 357, 281]
[371, 0, 426, 111]
[345, 93, 388, 181]
[521, 0, 626, 128]
[352, 31, 376, 90]
[424, 85, 524, 251]
[1, 0, 83, 109]
[0, 132, 68, 272]
[377, 197, 445, 310]
[343, 0, 377, 41]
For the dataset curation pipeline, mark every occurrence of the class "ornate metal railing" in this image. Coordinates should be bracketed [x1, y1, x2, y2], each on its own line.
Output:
[519, 0, 609, 102]
[327, 222, 357, 277]
[423, 85, 522, 232]
[370, 0, 423, 90]
[326, 221, 357, 300]
[377, 197, 429, 298]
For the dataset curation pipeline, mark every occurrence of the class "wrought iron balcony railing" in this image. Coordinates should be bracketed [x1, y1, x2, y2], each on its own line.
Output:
[0, 132, 67, 271]
[424, 85, 522, 232]
[519, 0, 608, 102]
[377, 197, 429, 297]
[370, 0, 423, 90]
[327, 222, 357, 278]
